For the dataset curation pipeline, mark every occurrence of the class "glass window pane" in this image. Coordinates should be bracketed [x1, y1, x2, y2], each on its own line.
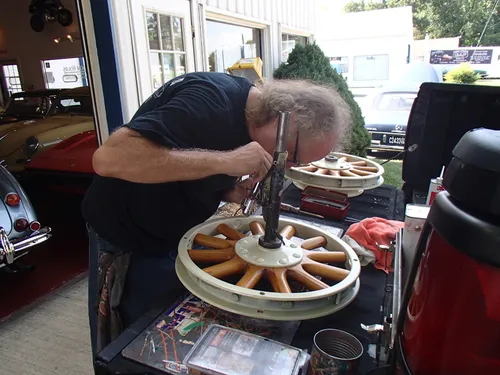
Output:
[173, 17, 184, 51]
[175, 54, 186, 76]
[162, 53, 175, 82]
[150, 52, 163, 90]
[206, 21, 260, 73]
[146, 12, 160, 50]
[160, 14, 173, 51]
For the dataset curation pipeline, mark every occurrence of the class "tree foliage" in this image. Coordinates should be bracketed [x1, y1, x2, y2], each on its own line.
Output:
[444, 63, 480, 83]
[344, 0, 500, 46]
[274, 43, 371, 157]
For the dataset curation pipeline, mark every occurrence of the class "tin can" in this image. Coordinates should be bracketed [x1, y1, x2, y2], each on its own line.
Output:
[308, 329, 363, 375]
[425, 177, 445, 205]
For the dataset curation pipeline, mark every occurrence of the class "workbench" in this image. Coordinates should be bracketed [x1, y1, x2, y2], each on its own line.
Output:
[95, 184, 404, 375]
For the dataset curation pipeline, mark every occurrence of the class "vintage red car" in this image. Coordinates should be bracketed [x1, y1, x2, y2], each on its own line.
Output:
[24, 130, 97, 195]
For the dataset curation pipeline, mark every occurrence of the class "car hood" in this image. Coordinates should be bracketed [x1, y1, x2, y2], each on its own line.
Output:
[0, 115, 93, 158]
[364, 110, 410, 132]
[26, 130, 97, 174]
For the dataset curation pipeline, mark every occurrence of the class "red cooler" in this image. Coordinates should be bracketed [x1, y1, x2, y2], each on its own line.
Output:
[395, 128, 500, 375]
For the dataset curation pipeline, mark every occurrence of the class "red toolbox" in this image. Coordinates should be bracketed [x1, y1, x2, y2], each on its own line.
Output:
[300, 187, 350, 220]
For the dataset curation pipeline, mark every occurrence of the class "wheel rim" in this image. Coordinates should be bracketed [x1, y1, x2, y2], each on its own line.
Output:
[176, 216, 361, 320]
[285, 152, 384, 194]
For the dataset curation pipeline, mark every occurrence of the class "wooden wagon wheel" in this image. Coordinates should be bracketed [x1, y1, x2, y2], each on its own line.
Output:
[176, 216, 361, 320]
[188, 222, 350, 293]
[285, 152, 385, 197]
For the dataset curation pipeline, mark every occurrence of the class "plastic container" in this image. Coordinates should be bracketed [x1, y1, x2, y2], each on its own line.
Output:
[183, 324, 309, 375]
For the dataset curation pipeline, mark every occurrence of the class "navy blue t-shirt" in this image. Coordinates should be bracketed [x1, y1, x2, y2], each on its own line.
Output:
[82, 72, 253, 255]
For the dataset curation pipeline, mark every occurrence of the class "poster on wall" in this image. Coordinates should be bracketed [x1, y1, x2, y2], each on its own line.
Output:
[42, 57, 88, 89]
[429, 49, 493, 65]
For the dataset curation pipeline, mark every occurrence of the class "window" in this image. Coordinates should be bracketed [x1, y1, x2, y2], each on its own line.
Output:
[329, 56, 349, 74]
[42, 57, 88, 89]
[376, 92, 417, 111]
[53, 95, 93, 115]
[206, 20, 261, 73]
[146, 11, 186, 90]
[281, 34, 307, 63]
[2, 64, 22, 95]
[353, 54, 390, 81]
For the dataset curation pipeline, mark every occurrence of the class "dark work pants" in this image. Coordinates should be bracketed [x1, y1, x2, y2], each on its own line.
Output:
[87, 225, 183, 367]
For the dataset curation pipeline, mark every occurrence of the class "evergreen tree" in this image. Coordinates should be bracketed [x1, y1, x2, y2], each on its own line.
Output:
[274, 43, 370, 157]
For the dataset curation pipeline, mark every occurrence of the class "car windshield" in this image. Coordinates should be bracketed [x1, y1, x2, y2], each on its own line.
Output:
[53, 96, 93, 115]
[376, 92, 417, 111]
[3, 95, 51, 117]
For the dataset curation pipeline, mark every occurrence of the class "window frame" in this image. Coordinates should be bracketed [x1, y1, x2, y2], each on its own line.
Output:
[204, 10, 270, 77]
[205, 19, 263, 74]
[144, 9, 188, 92]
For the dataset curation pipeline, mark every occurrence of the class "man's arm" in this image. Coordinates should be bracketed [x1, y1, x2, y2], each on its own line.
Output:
[92, 127, 272, 184]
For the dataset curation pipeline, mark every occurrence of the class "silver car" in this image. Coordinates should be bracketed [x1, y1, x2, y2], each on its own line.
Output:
[0, 161, 51, 269]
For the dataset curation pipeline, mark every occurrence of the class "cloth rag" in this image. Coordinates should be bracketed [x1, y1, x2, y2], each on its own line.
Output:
[342, 217, 404, 273]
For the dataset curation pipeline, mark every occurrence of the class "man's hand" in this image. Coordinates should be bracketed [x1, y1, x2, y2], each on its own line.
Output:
[223, 178, 256, 204]
[222, 142, 273, 181]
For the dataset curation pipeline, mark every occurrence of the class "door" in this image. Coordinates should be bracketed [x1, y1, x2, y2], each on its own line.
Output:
[129, 0, 194, 102]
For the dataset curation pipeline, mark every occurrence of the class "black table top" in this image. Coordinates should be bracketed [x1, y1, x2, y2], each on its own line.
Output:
[95, 184, 404, 375]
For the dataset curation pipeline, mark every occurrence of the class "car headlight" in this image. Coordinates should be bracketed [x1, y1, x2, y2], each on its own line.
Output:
[24, 136, 40, 158]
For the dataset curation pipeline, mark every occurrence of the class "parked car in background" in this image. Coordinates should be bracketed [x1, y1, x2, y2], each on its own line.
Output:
[24, 130, 97, 195]
[0, 89, 62, 126]
[0, 161, 51, 269]
[363, 62, 441, 151]
[363, 83, 419, 151]
[0, 87, 95, 174]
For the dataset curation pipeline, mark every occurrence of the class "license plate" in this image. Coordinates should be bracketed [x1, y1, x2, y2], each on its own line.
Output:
[386, 135, 405, 145]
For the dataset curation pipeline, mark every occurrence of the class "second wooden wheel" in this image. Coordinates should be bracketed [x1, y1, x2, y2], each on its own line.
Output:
[285, 152, 384, 197]
[176, 216, 361, 320]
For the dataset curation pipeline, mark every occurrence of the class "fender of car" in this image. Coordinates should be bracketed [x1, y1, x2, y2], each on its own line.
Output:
[0, 86, 95, 173]
[25, 130, 97, 194]
[0, 162, 51, 267]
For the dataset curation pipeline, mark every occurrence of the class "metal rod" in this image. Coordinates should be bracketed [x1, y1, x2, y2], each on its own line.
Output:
[259, 111, 291, 249]
[390, 228, 403, 349]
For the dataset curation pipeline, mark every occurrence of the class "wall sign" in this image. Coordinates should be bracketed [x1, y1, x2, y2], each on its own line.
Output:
[430, 49, 493, 65]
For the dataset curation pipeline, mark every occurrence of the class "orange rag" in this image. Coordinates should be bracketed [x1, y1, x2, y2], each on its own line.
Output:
[346, 217, 404, 273]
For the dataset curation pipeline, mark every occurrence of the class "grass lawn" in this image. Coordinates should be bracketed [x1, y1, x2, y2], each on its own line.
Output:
[371, 158, 403, 188]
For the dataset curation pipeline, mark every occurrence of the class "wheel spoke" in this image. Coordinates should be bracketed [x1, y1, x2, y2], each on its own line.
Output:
[316, 168, 329, 175]
[267, 268, 292, 293]
[217, 223, 245, 240]
[302, 261, 349, 281]
[340, 170, 358, 177]
[349, 161, 367, 166]
[350, 168, 373, 176]
[203, 256, 246, 279]
[287, 266, 329, 290]
[188, 247, 235, 263]
[249, 221, 265, 235]
[301, 236, 327, 250]
[305, 250, 346, 263]
[280, 225, 296, 240]
[236, 265, 265, 288]
[354, 166, 378, 172]
[194, 233, 233, 249]
[329, 170, 340, 176]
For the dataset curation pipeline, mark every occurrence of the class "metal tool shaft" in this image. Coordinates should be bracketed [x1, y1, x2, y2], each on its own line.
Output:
[259, 111, 290, 249]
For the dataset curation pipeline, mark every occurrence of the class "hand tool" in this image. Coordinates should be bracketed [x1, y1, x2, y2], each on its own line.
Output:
[280, 203, 325, 219]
